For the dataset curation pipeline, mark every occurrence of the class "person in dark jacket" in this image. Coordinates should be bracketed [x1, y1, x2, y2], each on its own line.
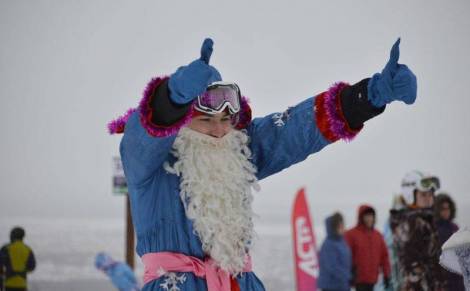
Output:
[390, 171, 445, 291]
[0, 227, 36, 291]
[318, 212, 352, 291]
[345, 205, 390, 291]
[434, 193, 465, 291]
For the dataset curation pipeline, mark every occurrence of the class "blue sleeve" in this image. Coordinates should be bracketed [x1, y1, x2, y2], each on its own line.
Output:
[109, 263, 139, 290]
[336, 244, 352, 282]
[120, 112, 176, 186]
[320, 242, 339, 279]
[0, 246, 6, 268]
[319, 241, 335, 275]
[122, 264, 138, 285]
[247, 97, 330, 180]
[320, 241, 351, 283]
[26, 249, 36, 271]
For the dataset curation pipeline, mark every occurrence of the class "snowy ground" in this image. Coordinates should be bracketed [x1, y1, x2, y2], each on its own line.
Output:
[0, 217, 317, 291]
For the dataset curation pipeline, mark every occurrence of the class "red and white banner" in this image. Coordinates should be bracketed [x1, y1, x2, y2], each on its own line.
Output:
[292, 188, 319, 291]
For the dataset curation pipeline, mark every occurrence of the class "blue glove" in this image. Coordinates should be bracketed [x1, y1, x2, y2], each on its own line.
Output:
[108, 262, 139, 291]
[168, 38, 222, 104]
[368, 38, 417, 108]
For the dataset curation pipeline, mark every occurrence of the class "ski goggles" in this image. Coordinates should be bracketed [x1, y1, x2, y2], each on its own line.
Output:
[195, 82, 241, 115]
[402, 176, 440, 192]
[417, 176, 440, 191]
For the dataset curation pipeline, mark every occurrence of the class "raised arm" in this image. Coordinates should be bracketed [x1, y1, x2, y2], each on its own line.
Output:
[113, 39, 221, 186]
[118, 77, 191, 186]
[247, 38, 416, 180]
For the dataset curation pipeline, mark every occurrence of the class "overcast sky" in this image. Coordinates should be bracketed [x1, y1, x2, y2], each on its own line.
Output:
[1, 0, 469, 230]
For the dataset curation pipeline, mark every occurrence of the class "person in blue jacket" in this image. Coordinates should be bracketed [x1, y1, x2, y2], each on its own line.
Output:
[95, 252, 139, 291]
[108, 37, 417, 291]
[318, 212, 352, 291]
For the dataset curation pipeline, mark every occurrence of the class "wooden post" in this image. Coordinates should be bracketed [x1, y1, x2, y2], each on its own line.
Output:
[126, 194, 135, 269]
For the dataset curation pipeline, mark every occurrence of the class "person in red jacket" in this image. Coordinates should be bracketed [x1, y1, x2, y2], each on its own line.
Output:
[345, 205, 391, 291]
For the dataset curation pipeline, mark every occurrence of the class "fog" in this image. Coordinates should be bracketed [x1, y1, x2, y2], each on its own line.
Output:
[1, 0, 469, 232]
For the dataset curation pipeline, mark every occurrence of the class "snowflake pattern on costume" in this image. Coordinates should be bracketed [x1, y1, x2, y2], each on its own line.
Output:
[157, 267, 167, 277]
[456, 245, 470, 291]
[272, 108, 291, 127]
[159, 272, 187, 291]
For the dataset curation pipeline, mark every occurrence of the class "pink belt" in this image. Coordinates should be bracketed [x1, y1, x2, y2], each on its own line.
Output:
[142, 252, 252, 291]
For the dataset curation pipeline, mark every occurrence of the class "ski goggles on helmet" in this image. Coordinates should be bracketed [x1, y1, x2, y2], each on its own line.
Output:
[402, 176, 440, 192]
[417, 176, 440, 192]
[195, 82, 241, 115]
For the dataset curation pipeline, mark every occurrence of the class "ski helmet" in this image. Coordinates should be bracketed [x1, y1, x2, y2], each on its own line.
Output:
[401, 170, 440, 205]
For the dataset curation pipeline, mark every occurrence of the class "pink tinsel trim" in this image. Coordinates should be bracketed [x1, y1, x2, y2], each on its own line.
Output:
[322, 82, 360, 141]
[235, 96, 252, 129]
[139, 76, 194, 137]
[108, 77, 253, 136]
[108, 108, 137, 134]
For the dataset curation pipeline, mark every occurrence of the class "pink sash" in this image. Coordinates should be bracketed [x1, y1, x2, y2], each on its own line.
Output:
[142, 252, 252, 291]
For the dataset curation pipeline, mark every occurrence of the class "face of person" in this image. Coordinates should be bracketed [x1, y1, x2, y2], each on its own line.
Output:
[415, 190, 434, 208]
[337, 222, 345, 236]
[363, 213, 375, 228]
[439, 202, 451, 221]
[188, 112, 233, 138]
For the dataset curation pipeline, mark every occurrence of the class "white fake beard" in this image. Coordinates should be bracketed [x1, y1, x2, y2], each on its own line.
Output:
[164, 127, 260, 274]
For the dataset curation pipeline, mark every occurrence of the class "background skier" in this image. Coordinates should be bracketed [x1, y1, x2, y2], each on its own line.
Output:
[390, 171, 445, 290]
[435, 193, 465, 291]
[0, 227, 36, 291]
[345, 205, 390, 291]
[318, 212, 352, 291]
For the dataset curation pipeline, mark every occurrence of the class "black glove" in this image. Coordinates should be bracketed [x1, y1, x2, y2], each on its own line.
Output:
[349, 267, 356, 287]
[383, 277, 391, 289]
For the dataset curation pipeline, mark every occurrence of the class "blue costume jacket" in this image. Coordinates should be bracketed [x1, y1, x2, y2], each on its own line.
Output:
[118, 77, 367, 291]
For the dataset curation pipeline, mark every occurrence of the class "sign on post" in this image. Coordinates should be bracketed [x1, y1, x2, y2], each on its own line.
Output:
[112, 156, 127, 195]
[111, 156, 135, 269]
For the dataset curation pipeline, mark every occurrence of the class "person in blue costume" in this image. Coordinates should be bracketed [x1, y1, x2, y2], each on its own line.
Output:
[318, 212, 352, 291]
[108, 38, 417, 291]
[95, 252, 140, 291]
